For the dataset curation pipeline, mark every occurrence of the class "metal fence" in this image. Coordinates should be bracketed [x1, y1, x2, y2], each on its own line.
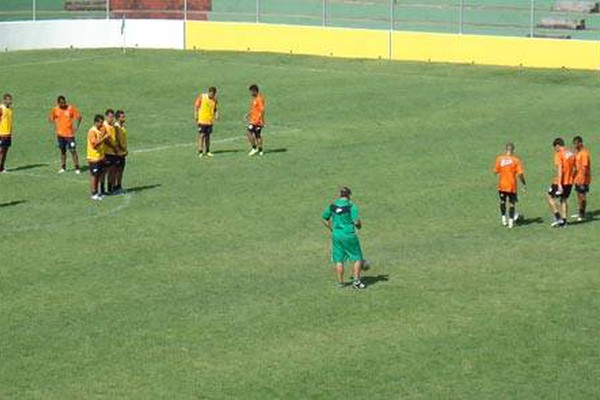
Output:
[2, 1, 600, 40]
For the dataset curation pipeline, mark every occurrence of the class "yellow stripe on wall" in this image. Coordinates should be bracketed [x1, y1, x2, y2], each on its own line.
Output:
[186, 21, 600, 71]
[186, 21, 389, 59]
[392, 32, 600, 70]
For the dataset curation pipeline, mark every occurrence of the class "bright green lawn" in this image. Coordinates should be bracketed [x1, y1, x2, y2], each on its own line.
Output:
[1, 49, 600, 398]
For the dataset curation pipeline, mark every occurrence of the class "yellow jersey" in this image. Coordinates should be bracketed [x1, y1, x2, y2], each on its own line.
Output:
[87, 126, 105, 162]
[195, 93, 217, 125]
[103, 121, 118, 156]
[0, 104, 13, 137]
[115, 122, 127, 156]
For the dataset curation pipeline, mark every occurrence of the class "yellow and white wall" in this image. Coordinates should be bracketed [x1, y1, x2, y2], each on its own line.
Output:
[1, 19, 599, 70]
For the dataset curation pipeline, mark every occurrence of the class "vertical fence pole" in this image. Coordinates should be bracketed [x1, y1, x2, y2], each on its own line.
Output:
[530, 0, 535, 37]
[458, 0, 464, 34]
[106, 0, 110, 19]
[184, 0, 187, 21]
[322, 0, 327, 27]
[256, 0, 260, 23]
[33, 0, 36, 21]
[389, 0, 394, 60]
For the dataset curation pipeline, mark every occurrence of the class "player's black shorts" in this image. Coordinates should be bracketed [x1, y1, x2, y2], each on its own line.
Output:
[499, 191, 518, 203]
[575, 184, 590, 194]
[88, 161, 104, 176]
[0, 136, 12, 149]
[117, 156, 126, 167]
[104, 154, 120, 167]
[247, 124, 263, 138]
[57, 136, 76, 152]
[198, 124, 213, 135]
[548, 184, 572, 199]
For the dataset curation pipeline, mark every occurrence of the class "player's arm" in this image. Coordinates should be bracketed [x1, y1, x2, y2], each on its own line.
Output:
[194, 97, 200, 122]
[519, 173, 527, 189]
[321, 218, 332, 231]
[73, 110, 83, 133]
[321, 208, 332, 231]
[351, 205, 362, 230]
[214, 100, 220, 121]
[556, 163, 563, 190]
[114, 125, 123, 153]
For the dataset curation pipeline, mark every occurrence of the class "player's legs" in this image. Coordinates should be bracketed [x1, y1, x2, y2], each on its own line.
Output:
[59, 148, 67, 172]
[255, 128, 264, 155]
[547, 185, 563, 225]
[507, 198, 516, 228]
[115, 157, 126, 191]
[576, 186, 588, 220]
[247, 129, 257, 155]
[0, 148, 7, 172]
[89, 162, 102, 199]
[499, 192, 508, 226]
[334, 263, 344, 285]
[197, 131, 203, 156]
[69, 149, 80, 172]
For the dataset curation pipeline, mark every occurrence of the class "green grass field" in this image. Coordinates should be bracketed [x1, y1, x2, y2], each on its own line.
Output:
[1, 49, 600, 398]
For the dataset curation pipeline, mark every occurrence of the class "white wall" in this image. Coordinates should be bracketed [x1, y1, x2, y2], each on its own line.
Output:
[0, 19, 184, 51]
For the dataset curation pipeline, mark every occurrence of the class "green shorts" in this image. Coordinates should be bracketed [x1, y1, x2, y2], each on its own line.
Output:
[331, 234, 363, 264]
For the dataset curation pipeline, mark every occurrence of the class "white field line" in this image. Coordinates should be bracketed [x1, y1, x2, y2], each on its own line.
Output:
[7, 193, 133, 233]
[131, 127, 298, 154]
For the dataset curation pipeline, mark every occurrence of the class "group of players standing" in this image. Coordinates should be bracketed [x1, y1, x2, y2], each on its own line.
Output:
[494, 136, 592, 228]
[0, 93, 128, 200]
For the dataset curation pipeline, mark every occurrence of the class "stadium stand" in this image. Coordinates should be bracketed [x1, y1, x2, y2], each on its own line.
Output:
[553, 1, 599, 12]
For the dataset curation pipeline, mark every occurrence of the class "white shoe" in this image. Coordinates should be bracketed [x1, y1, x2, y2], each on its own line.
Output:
[501, 215, 508, 227]
[248, 148, 258, 156]
[206, 152, 214, 157]
[91, 194, 102, 201]
[550, 219, 565, 228]
[0, 169, 7, 174]
[513, 212, 520, 221]
[75, 169, 81, 174]
[508, 219, 514, 229]
[59, 168, 66, 174]
[259, 151, 264, 156]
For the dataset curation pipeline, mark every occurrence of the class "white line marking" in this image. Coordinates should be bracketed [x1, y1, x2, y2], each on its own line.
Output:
[7, 193, 133, 233]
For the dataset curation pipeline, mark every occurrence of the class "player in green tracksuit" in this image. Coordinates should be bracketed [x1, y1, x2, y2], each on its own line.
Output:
[321, 187, 366, 289]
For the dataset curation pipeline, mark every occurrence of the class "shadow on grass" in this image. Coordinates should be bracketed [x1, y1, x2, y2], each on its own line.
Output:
[126, 184, 161, 193]
[0, 200, 26, 208]
[362, 274, 389, 286]
[267, 148, 288, 154]
[79, 165, 90, 172]
[519, 217, 544, 226]
[212, 149, 244, 155]
[10, 163, 48, 172]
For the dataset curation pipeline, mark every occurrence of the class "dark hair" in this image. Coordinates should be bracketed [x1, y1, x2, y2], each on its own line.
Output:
[3, 93, 12, 99]
[573, 135, 583, 144]
[105, 109, 115, 116]
[208, 86, 217, 94]
[94, 114, 105, 123]
[115, 110, 125, 119]
[249, 84, 259, 92]
[553, 138, 564, 147]
[340, 187, 352, 197]
[57, 95, 66, 102]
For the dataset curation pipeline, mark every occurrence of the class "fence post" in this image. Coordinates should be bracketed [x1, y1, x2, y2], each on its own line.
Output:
[530, 0, 535, 37]
[322, 0, 327, 27]
[184, 0, 187, 21]
[33, 0, 36, 21]
[389, 0, 394, 60]
[106, 0, 110, 19]
[256, 0, 260, 23]
[458, 0, 464, 34]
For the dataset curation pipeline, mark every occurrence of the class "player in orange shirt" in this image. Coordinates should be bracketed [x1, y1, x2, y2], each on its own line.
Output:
[48, 95, 83, 174]
[245, 84, 266, 156]
[572, 135, 592, 222]
[494, 142, 527, 228]
[547, 137, 576, 227]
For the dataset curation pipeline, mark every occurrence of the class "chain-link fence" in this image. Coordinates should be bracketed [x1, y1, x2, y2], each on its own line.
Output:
[2, 0, 600, 40]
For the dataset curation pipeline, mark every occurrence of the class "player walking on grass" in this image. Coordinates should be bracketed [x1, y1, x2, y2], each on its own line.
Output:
[547, 137, 576, 227]
[102, 109, 118, 194]
[494, 142, 527, 228]
[114, 110, 128, 194]
[49, 96, 82, 174]
[87, 115, 109, 201]
[246, 84, 266, 156]
[572, 135, 591, 222]
[0, 94, 14, 174]
[321, 187, 367, 289]
[194, 87, 218, 158]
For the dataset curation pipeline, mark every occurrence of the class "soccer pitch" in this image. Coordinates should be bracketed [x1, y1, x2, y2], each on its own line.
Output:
[1, 49, 600, 398]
